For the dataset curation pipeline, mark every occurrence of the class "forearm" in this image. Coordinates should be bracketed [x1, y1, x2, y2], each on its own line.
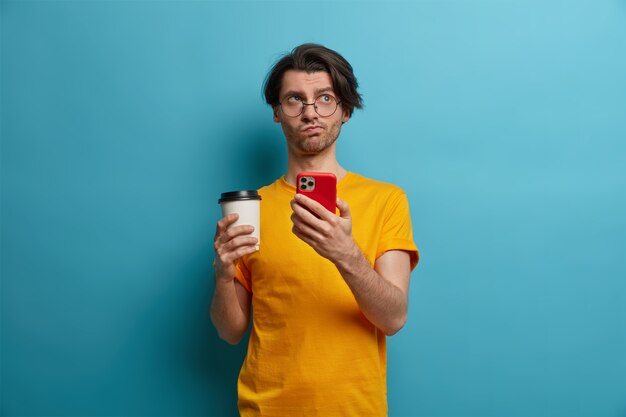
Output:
[210, 279, 249, 344]
[289, 195, 411, 335]
[333, 244, 408, 336]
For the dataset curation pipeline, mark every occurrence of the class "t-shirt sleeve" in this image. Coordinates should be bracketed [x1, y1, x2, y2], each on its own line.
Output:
[233, 257, 252, 293]
[376, 189, 419, 271]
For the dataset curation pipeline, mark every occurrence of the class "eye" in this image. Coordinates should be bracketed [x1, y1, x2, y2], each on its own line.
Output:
[319, 94, 332, 103]
[287, 95, 302, 103]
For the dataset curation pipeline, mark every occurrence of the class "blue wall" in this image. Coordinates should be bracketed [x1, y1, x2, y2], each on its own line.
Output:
[2, 1, 625, 416]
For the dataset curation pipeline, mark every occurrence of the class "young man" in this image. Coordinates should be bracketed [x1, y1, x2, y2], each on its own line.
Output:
[211, 44, 419, 416]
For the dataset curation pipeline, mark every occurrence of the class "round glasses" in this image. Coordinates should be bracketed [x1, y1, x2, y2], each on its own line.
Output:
[279, 94, 341, 118]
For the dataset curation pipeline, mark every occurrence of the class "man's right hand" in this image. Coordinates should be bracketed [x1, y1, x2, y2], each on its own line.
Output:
[212, 213, 255, 344]
[213, 213, 258, 283]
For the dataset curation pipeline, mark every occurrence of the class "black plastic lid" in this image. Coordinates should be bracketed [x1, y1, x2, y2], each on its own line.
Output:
[218, 190, 261, 204]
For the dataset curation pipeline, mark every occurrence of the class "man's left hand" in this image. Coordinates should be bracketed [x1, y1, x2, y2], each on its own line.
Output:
[290, 194, 356, 263]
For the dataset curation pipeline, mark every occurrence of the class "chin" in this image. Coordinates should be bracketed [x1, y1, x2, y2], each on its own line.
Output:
[300, 141, 336, 155]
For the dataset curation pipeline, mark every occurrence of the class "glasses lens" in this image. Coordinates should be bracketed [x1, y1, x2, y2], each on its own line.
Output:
[280, 97, 303, 117]
[314, 95, 338, 117]
[280, 95, 339, 117]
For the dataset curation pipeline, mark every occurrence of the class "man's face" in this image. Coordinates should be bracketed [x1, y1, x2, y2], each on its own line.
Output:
[273, 70, 350, 156]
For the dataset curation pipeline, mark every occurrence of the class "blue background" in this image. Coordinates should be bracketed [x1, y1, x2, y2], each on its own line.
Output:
[2, 1, 625, 416]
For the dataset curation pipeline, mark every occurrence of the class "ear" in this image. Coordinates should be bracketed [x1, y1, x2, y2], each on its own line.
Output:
[273, 106, 281, 123]
[341, 109, 350, 124]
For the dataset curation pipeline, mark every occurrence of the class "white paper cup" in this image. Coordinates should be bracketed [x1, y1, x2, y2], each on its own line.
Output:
[218, 190, 261, 249]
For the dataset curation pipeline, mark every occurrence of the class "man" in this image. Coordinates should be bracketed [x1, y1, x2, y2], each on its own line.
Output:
[211, 44, 419, 416]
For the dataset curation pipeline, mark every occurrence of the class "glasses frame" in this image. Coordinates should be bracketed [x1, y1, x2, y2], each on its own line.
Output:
[279, 94, 342, 118]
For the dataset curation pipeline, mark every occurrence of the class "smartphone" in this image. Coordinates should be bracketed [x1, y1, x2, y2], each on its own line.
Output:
[296, 172, 337, 213]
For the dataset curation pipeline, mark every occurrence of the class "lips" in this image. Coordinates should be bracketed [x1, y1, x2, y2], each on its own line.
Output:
[301, 125, 323, 134]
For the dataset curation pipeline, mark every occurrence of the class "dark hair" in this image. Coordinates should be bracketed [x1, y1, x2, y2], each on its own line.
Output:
[263, 43, 363, 117]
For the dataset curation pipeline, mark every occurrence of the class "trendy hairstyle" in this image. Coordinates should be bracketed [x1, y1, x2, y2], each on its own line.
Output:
[263, 43, 363, 117]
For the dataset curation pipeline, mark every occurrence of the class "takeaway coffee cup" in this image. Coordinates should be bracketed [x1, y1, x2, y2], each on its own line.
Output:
[218, 190, 262, 249]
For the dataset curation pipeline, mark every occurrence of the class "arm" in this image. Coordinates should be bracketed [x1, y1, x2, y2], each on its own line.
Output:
[210, 214, 256, 344]
[290, 194, 412, 336]
[336, 249, 411, 336]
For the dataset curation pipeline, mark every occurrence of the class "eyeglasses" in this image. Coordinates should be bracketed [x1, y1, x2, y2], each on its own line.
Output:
[279, 94, 342, 118]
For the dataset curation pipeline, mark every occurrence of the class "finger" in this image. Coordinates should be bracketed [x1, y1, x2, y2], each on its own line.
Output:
[291, 224, 315, 245]
[336, 198, 351, 220]
[218, 224, 255, 244]
[215, 213, 239, 236]
[294, 194, 334, 221]
[291, 219, 325, 243]
[290, 198, 322, 227]
[218, 235, 258, 253]
[216, 235, 259, 261]
[222, 244, 259, 264]
[291, 200, 339, 240]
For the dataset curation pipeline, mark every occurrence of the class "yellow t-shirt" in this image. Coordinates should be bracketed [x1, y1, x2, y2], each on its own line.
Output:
[234, 172, 419, 417]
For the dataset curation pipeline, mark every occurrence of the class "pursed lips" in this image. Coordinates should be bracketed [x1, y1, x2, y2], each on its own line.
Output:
[301, 125, 323, 133]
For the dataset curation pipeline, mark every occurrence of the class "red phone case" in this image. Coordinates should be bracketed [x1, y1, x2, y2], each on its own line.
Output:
[296, 172, 337, 213]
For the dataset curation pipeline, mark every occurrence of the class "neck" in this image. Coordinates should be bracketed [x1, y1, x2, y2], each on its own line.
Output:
[284, 145, 347, 185]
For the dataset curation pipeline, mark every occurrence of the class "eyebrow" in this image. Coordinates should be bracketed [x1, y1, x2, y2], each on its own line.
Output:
[281, 87, 335, 100]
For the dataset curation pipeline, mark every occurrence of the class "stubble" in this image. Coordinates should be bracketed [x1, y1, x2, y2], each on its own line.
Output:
[283, 119, 343, 155]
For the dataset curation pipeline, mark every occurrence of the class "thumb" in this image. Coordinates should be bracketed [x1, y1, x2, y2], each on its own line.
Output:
[336, 197, 351, 219]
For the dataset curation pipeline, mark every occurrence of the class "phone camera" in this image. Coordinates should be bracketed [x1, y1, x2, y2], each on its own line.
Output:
[299, 176, 315, 191]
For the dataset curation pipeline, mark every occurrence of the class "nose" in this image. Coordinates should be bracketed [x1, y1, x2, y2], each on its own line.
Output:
[301, 103, 318, 120]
